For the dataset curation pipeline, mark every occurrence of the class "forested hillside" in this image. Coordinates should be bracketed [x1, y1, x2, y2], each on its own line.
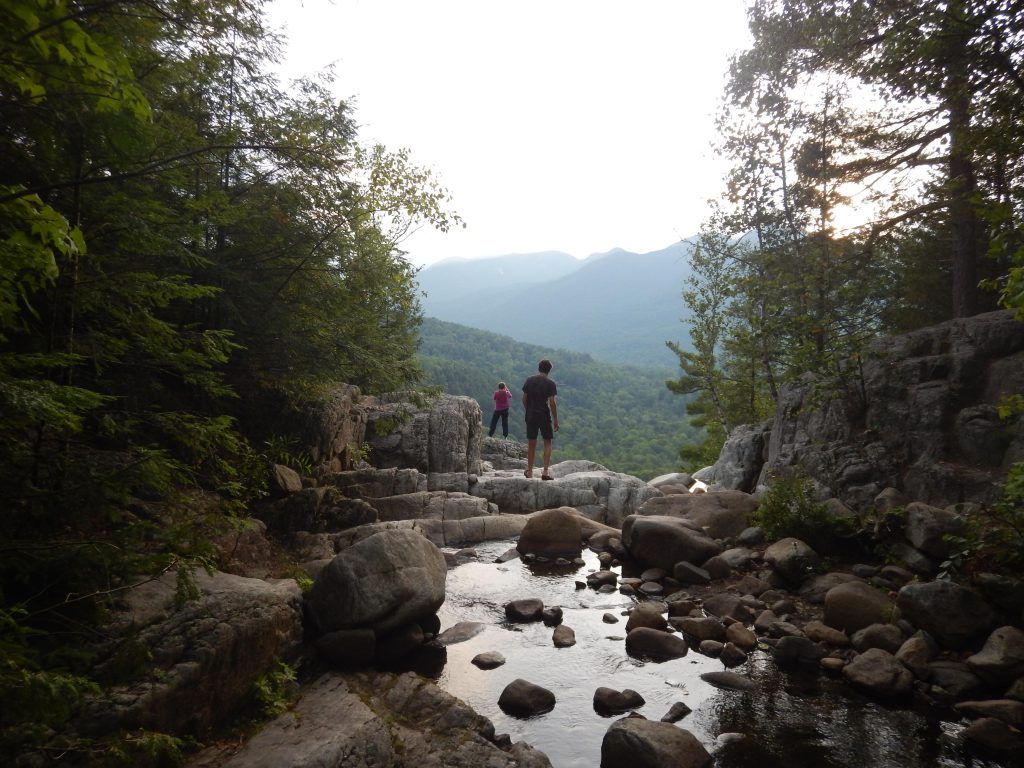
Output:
[416, 242, 694, 367]
[418, 318, 698, 478]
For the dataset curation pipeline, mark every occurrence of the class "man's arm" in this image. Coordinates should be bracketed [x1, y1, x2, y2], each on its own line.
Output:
[522, 392, 528, 408]
[549, 395, 558, 431]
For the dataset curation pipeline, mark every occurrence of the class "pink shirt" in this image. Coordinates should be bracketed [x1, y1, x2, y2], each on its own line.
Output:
[493, 389, 512, 410]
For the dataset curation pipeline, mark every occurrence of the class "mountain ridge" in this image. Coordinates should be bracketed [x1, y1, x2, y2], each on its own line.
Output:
[415, 241, 696, 367]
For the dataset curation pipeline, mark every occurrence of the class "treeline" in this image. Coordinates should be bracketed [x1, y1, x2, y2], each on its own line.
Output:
[418, 318, 699, 478]
[0, 2, 454, 761]
[667, 0, 1024, 467]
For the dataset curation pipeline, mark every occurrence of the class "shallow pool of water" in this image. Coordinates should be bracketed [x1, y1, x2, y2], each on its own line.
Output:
[401, 540, 1016, 768]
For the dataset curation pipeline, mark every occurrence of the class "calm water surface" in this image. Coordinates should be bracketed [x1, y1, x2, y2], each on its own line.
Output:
[404, 540, 1015, 768]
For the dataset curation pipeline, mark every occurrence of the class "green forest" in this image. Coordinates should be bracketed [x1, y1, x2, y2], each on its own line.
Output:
[2, 0, 1024, 764]
[418, 317, 699, 478]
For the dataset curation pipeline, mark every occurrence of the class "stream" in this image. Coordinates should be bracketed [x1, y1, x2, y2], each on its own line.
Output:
[396, 539, 1018, 768]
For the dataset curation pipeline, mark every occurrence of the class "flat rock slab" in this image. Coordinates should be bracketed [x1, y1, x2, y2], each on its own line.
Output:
[700, 671, 756, 692]
[435, 621, 486, 646]
[187, 671, 553, 767]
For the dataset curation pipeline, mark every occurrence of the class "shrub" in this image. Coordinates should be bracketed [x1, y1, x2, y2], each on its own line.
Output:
[755, 474, 850, 543]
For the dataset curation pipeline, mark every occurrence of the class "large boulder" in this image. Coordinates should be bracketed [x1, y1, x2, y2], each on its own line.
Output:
[81, 570, 302, 739]
[903, 502, 966, 560]
[634, 490, 757, 539]
[625, 627, 689, 660]
[967, 626, 1024, 687]
[621, 515, 722, 571]
[896, 580, 997, 650]
[498, 679, 556, 717]
[823, 580, 896, 634]
[764, 537, 820, 584]
[517, 507, 583, 557]
[306, 529, 446, 634]
[601, 717, 712, 768]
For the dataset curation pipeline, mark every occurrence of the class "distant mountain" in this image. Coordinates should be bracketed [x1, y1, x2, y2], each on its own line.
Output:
[415, 251, 582, 304]
[415, 242, 695, 367]
[417, 317, 699, 479]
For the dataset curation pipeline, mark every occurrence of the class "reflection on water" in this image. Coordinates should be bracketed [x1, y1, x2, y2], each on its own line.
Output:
[402, 540, 1017, 768]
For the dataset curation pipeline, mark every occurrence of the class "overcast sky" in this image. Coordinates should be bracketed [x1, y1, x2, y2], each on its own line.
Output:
[267, 0, 751, 267]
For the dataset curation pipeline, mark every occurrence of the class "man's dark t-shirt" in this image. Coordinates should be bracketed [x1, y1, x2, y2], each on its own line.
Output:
[522, 374, 557, 420]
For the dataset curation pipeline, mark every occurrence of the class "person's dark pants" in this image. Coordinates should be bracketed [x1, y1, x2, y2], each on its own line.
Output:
[489, 409, 509, 437]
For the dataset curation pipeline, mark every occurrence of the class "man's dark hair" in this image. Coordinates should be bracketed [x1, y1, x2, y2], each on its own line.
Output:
[538, 358, 552, 374]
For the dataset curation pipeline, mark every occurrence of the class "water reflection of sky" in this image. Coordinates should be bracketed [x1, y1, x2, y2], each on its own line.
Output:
[421, 540, 1017, 768]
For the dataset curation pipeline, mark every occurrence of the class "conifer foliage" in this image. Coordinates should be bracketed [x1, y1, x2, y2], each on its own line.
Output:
[0, 1, 457, 760]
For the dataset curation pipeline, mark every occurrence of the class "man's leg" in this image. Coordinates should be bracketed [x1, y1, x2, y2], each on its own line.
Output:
[488, 410, 500, 437]
[500, 410, 508, 437]
[542, 438, 552, 476]
[526, 439, 537, 477]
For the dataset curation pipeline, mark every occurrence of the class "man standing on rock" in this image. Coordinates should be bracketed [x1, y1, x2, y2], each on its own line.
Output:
[521, 358, 559, 480]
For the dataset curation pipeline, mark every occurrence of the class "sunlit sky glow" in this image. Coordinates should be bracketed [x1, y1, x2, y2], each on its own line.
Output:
[268, 0, 751, 267]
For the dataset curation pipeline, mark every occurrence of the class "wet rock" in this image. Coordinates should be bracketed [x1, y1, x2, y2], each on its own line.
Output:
[699, 639, 723, 656]
[587, 570, 619, 588]
[928, 660, 985, 699]
[498, 679, 556, 717]
[700, 671, 755, 692]
[601, 717, 712, 768]
[625, 602, 669, 633]
[962, 717, 1024, 753]
[553, 625, 576, 648]
[375, 622, 425, 663]
[542, 607, 563, 626]
[603, 613, 619, 624]
[720, 642, 748, 668]
[897, 581, 997, 650]
[434, 621, 485, 646]
[725, 622, 758, 650]
[640, 567, 668, 581]
[505, 598, 545, 623]
[471, 651, 506, 669]
[773, 636, 827, 666]
[842, 648, 914, 698]
[967, 626, 1024, 688]
[954, 699, 1024, 728]
[661, 701, 693, 723]
[823, 580, 896, 634]
[639, 581, 664, 596]
[593, 687, 646, 715]
[625, 627, 689, 660]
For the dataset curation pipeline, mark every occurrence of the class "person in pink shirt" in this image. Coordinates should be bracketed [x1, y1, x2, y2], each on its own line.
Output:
[488, 381, 512, 437]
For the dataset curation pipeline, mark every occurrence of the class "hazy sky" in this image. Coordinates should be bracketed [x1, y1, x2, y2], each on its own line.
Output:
[267, 1, 751, 267]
